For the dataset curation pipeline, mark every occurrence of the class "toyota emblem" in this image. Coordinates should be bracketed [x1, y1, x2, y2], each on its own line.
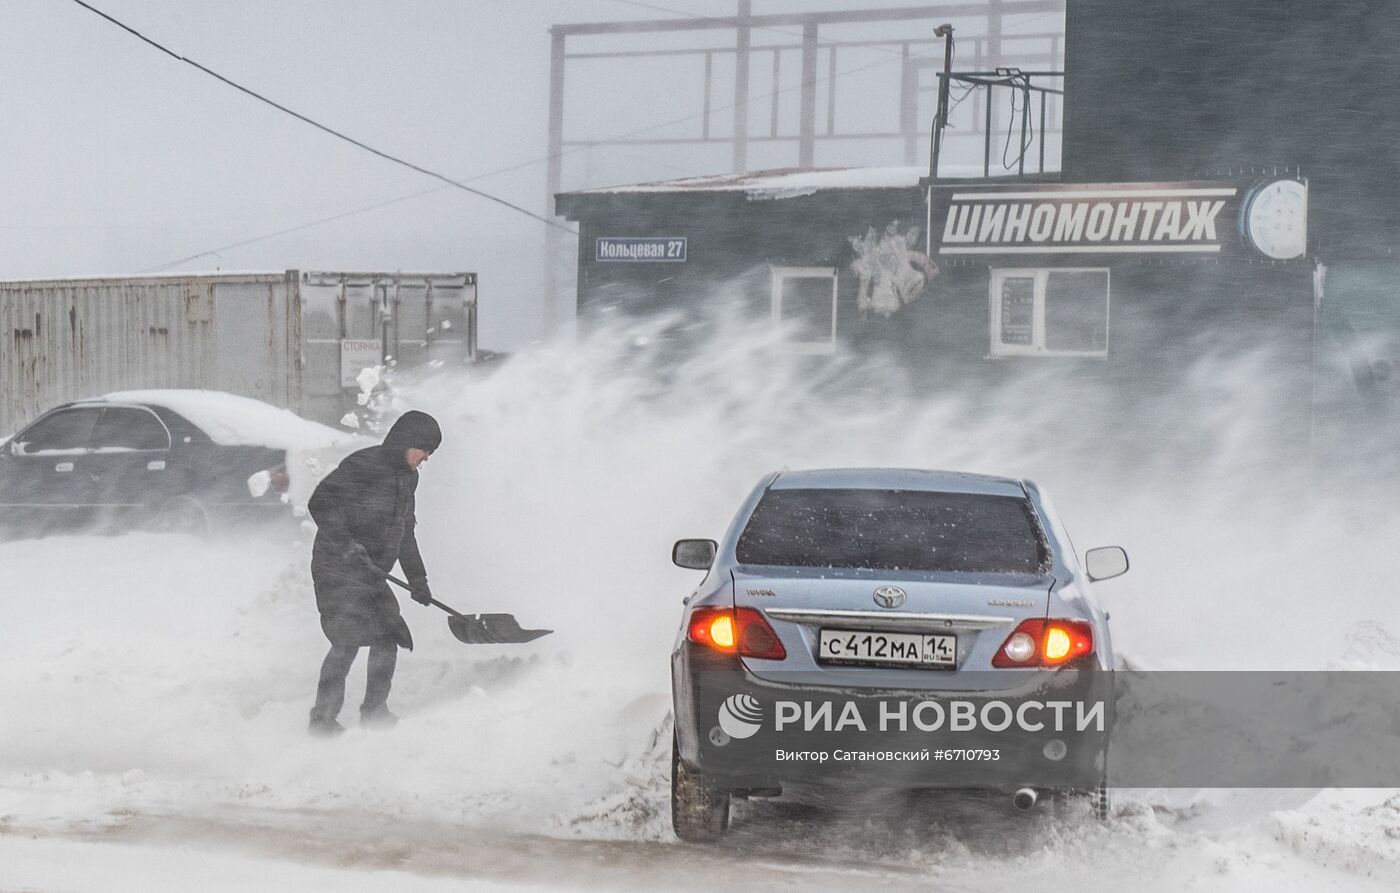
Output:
[873, 586, 907, 609]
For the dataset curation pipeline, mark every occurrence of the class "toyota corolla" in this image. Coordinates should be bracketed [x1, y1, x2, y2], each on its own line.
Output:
[669, 468, 1129, 841]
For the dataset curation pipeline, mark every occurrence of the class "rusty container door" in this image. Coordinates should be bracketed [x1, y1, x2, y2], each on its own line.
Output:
[0, 273, 304, 437]
[1, 277, 215, 436]
[3, 271, 473, 434]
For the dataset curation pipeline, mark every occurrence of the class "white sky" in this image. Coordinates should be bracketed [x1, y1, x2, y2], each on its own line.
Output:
[0, 1, 1063, 348]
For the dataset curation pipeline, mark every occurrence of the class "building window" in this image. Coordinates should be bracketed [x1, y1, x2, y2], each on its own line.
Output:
[771, 266, 838, 354]
[990, 268, 1110, 357]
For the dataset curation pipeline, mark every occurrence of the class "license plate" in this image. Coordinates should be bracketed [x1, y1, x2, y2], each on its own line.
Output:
[817, 628, 957, 669]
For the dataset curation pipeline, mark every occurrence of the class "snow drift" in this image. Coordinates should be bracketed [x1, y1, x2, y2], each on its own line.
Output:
[3, 314, 1400, 889]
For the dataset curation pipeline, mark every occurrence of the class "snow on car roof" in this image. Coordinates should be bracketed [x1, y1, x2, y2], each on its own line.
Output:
[99, 389, 366, 451]
[769, 467, 1027, 497]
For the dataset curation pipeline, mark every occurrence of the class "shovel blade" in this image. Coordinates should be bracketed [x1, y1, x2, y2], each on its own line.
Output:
[448, 613, 553, 645]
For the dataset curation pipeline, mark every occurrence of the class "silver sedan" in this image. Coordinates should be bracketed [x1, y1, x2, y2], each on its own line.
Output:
[669, 468, 1129, 841]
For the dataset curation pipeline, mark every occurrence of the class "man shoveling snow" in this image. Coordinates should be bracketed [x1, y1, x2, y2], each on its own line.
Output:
[305, 410, 442, 736]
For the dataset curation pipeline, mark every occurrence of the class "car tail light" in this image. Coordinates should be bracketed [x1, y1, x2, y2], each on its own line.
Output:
[687, 607, 786, 660]
[269, 466, 290, 494]
[707, 612, 736, 649]
[992, 619, 1094, 668]
[688, 608, 729, 650]
[737, 611, 785, 659]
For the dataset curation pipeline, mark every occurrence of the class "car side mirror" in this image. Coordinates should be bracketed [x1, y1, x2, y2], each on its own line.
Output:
[673, 539, 717, 570]
[1085, 546, 1129, 582]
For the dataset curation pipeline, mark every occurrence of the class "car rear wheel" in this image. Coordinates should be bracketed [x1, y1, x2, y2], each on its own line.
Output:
[1090, 779, 1111, 820]
[148, 496, 211, 537]
[671, 733, 730, 842]
[1051, 774, 1111, 821]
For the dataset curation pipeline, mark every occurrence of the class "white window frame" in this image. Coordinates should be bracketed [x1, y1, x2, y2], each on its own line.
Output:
[770, 266, 838, 355]
[989, 267, 1111, 358]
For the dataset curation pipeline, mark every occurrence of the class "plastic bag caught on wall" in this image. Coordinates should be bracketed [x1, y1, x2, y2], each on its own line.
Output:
[848, 222, 940, 318]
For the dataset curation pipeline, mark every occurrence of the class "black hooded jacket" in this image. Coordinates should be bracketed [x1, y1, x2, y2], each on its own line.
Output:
[308, 411, 442, 649]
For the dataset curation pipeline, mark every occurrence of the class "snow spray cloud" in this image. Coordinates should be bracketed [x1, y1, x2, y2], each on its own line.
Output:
[393, 282, 1400, 673]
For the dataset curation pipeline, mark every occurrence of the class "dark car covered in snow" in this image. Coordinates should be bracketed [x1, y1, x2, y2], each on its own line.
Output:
[669, 468, 1130, 841]
[0, 390, 365, 537]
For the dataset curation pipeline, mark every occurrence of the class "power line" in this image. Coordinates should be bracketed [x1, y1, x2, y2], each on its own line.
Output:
[1000, 9, 1066, 33]
[603, 0, 1064, 62]
[139, 151, 560, 273]
[606, 0, 751, 28]
[83, 1, 1065, 274]
[604, 0, 948, 61]
[139, 32, 909, 272]
[137, 138, 697, 272]
[138, 188, 443, 274]
[68, 0, 577, 236]
[138, 2, 1058, 271]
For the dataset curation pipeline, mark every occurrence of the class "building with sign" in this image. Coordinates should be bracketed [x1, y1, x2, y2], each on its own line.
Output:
[555, 166, 929, 347]
[556, 167, 1316, 459]
[552, 0, 1400, 467]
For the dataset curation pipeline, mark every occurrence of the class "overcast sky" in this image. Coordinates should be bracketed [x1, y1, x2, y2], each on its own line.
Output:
[1, 1, 1062, 348]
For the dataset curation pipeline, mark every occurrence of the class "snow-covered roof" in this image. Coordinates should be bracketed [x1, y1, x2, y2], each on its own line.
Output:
[564, 163, 1028, 202]
[99, 389, 368, 452]
[575, 166, 931, 201]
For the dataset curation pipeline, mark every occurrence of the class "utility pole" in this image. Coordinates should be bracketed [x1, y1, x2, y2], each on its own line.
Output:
[798, 21, 819, 167]
[928, 24, 954, 181]
[732, 0, 752, 173]
[544, 28, 568, 332]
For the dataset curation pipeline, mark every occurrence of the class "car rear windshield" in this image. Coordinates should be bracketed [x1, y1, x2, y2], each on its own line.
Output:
[736, 488, 1048, 574]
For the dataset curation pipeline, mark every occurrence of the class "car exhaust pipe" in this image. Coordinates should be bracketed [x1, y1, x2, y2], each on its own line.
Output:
[1012, 788, 1038, 810]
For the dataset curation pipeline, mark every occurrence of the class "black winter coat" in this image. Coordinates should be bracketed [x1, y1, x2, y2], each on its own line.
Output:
[308, 412, 440, 649]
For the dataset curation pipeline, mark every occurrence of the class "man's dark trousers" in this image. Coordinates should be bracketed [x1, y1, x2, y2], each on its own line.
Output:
[310, 644, 397, 722]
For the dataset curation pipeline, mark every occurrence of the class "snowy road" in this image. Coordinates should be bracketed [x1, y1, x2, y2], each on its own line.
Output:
[6, 348, 1400, 890]
[1, 805, 955, 891]
[6, 790, 1400, 892]
[3, 534, 1400, 891]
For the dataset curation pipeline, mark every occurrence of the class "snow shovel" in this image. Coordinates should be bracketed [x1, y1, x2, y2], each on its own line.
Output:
[384, 572, 553, 645]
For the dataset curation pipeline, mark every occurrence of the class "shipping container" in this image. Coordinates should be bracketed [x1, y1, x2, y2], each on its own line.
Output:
[0, 270, 477, 436]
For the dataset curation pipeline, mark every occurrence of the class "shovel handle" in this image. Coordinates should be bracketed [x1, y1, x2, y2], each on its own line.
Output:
[383, 571, 466, 617]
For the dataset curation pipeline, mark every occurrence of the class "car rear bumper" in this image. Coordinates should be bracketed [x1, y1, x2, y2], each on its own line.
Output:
[673, 641, 1112, 793]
